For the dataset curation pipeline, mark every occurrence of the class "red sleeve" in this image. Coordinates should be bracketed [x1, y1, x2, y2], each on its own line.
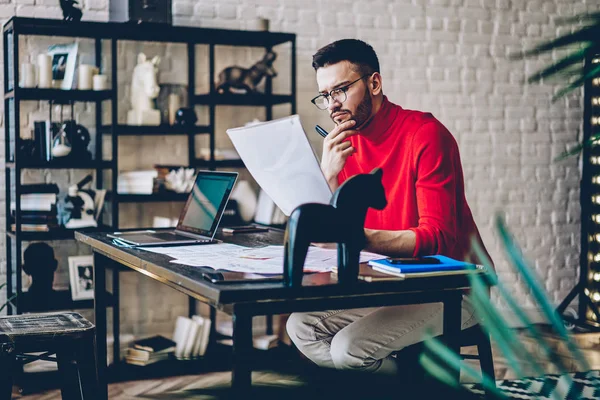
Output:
[407, 121, 460, 257]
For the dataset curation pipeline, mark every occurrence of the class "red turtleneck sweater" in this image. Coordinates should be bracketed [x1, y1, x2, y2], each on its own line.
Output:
[338, 97, 488, 261]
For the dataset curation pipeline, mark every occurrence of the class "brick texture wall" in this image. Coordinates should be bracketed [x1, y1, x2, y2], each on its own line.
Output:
[1, 0, 599, 335]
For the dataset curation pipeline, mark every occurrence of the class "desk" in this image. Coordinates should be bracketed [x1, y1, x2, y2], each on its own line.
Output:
[76, 229, 471, 399]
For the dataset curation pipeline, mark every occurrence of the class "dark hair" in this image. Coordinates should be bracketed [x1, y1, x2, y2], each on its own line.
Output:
[312, 39, 380, 76]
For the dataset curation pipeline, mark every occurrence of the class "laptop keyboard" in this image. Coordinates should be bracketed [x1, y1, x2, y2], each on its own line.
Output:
[151, 232, 209, 242]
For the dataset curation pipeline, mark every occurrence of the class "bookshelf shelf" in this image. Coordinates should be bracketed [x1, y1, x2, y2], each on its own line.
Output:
[115, 192, 189, 203]
[193, 159, 245, 168]
[18, 290, 114, 313]
[4, 88, 112, 103]
[99, 124, 211, 135]
[194, 93, 293, 106]
[6, 159, 113, 169]
[7, 225, 112, 241]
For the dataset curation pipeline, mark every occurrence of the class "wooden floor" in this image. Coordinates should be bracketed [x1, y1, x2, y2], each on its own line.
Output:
[14, 328, 600, 399]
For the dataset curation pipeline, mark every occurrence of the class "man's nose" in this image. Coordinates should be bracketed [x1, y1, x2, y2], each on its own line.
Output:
[327, 97, 342, 113]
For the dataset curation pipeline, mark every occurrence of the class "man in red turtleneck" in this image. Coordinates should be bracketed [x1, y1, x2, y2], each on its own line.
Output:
[286, 39, 492, 375]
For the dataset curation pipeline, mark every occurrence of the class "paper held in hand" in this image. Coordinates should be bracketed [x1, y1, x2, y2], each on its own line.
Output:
[226, 115, 332, 216]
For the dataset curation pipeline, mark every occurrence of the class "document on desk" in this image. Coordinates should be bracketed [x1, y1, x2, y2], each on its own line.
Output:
[226, 115, 332, 216]
[141, 243, 385, 275]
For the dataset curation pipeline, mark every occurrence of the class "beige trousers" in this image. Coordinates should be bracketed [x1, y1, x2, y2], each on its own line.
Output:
[286, 298, 477, 374]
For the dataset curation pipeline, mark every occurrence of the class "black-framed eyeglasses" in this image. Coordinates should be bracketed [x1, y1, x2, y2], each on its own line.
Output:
[311, 75, 368, 110]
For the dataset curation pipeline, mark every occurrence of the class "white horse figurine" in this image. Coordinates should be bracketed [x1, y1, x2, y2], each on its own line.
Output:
[127, 53, 161, 126]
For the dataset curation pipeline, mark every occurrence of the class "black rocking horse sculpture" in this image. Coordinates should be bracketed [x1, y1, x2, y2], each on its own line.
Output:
[283, 168, 387, 287]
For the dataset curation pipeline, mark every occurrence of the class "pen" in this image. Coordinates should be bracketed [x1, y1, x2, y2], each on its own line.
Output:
[315, 125, 329, 138]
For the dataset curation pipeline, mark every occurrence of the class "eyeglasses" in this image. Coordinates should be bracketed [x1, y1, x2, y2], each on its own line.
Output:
[311, 75, 368, 110]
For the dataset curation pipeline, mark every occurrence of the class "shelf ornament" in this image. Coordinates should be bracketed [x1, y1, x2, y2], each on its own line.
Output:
[127, 53, 161, 126]
[59, 0, 83, 22]
[216, 50, 277, 94]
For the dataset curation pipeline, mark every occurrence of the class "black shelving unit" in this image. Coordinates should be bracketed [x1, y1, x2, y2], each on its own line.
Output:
[3, 16, 296, 373]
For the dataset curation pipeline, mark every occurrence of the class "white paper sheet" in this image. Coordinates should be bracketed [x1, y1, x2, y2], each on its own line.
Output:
[140, 243, 385, 275]
[226, 115, 332, 216]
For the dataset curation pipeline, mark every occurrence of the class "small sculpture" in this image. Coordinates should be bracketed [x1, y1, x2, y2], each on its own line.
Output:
[283, 168, 387, 287]
[174, 107, 198, 127]
[59, 0, 83, 22]
[127, 53, 161, 126]
[21, 243, 71, 312]
[65, 175, 99, 229]
[165, 167, 196, 193]
[216, 51, 277, 94]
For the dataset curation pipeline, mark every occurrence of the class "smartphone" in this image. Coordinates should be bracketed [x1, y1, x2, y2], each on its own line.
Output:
[221, 225, 269, 234]
[386, 257, 441, 265]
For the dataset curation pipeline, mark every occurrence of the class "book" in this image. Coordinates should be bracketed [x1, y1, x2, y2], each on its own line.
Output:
[193, 315, 211, 357]
[172, 316, 194, 359]
[132, 335, 176, 353]
[125, 351, 171, 366]
[367, 255, 474, 274]
[20, 183, 59, 195]
[172, 315, 212, 359]
[10, 223, 51, 232]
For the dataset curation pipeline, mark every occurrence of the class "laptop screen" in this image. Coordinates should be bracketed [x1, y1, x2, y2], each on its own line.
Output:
[177, 171, 238, 238]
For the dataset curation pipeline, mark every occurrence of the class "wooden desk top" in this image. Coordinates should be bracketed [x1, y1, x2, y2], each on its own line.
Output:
[76, 228, 473, 309]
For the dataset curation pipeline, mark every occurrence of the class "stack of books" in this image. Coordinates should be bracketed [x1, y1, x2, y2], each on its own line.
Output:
[33, 121, 57, 162]
[367, 256, 478, 278]
[172, 315, 212, 359]
[10, 183, 59, 232]
[117, 170, 158, 194]
[125, 335, 176, 366]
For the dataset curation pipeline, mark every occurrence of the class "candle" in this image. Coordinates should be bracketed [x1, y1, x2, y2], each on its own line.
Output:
[168, 93, 180, 125]
[78, 64, 98, 90]
[20, 63, 36, 88]
[93, 74, 108, 90]
[37, 54, 52, 88]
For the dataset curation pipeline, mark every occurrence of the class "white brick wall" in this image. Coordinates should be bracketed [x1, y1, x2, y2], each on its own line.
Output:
[1, 0, 600, 334]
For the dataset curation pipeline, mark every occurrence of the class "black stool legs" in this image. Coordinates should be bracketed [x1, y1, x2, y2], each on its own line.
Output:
[0, 341, 16, 400]
[57, 334, 99, 400]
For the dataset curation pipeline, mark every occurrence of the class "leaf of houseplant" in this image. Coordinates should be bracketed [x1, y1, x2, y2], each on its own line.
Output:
[496, 215, 590, 371]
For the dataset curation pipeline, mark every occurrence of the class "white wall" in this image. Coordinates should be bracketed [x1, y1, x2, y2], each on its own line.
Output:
[1, 0, 599, 335]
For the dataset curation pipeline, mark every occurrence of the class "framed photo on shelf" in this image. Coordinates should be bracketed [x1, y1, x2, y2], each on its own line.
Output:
[68, 255, 94, 300]
[47, 43, 78, 90]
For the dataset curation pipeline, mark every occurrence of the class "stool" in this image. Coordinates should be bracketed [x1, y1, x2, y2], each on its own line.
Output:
[0, 312, 98, 400]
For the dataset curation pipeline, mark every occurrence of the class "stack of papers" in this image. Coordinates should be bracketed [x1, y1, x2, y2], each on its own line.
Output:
[117, 170, 157, 194]
[142, 243, 384, 275]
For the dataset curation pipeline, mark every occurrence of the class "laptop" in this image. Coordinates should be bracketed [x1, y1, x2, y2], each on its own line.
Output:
[107, 171, 238, 246]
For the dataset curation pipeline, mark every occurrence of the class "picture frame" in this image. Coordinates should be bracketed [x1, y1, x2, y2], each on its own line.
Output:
[68, 255, 94, 300]
[47, 42, 78, 90]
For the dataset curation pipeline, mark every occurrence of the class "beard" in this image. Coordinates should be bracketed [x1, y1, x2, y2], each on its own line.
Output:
[330, 87, 373, 129]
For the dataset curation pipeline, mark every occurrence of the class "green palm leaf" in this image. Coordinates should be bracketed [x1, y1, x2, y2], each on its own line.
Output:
[552, 64, 600, 101]
[554, 133, 600, 162]
[0, 282, 15, 313]
[509, 25, 598, 60]
[495, 215, 590, 371]
[527, 48, 589, 84]
[555, 11, 600, 25]
[471, 238, 576, 381]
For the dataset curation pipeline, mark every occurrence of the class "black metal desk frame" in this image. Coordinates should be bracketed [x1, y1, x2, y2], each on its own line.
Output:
[76, 230, 467, 399]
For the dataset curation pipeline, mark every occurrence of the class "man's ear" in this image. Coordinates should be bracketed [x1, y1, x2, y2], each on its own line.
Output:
[371, 72, 382, 96]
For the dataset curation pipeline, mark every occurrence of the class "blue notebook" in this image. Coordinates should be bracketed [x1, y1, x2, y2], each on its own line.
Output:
[367, 255, 475, 274]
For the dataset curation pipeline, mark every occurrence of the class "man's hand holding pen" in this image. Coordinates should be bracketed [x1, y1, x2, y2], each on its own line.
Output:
[319, 119, 357, 191]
